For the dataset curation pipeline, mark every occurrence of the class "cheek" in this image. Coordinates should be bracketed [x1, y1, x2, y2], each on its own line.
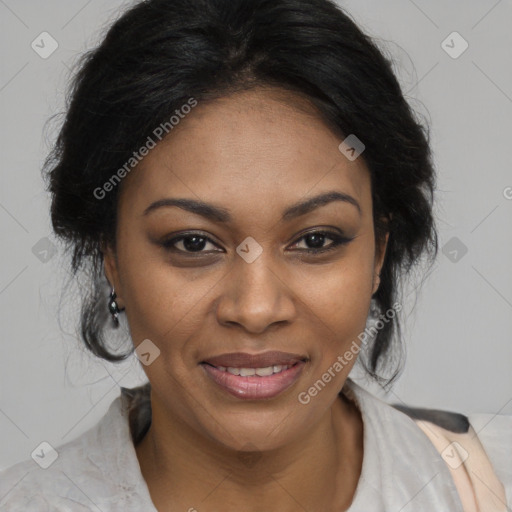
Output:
[295, 252, 375, 361]
[116, 239, 210, 346]
[302, 254, 374, 322]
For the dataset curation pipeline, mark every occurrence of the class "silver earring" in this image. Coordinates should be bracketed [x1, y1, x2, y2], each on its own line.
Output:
[108, 287, 124, 325]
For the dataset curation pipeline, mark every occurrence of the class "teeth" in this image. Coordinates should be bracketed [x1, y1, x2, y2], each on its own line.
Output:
[255, 366, 274, 376]
[218, 365, 291, 376]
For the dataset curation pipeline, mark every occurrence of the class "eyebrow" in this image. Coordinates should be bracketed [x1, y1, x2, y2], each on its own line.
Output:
[142, 190, 362, 222]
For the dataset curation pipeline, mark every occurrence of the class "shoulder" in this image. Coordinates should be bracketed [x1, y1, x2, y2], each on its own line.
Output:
[391, 402, 512, 509]
[0, 434, 100, 511]
[342, 380, 468, 509]
[0, 387, 154, 512]
[466, 411, 512, 505]
[343, 380, 511, 510]
[0, 394, 131, 511]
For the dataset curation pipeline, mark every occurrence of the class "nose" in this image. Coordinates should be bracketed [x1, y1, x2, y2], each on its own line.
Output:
[215, 253, 296, 334]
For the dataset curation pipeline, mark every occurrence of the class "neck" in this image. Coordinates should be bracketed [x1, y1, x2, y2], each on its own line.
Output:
[135, 391, 363, 512]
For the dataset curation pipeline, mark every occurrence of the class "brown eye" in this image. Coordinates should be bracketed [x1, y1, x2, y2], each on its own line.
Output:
[290, 230, 354, 254]
[161, 233, 221, 254]
[159, 230, 353, 256]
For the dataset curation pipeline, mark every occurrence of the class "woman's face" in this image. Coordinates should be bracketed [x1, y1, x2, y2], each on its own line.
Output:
[104, 87, 388, 451]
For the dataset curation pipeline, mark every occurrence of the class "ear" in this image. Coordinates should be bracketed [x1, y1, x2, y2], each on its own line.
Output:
[372, 217, 391, 296]
[101, 241, 124, 309]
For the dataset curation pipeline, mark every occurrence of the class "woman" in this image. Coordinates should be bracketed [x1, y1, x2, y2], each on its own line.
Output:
[0, 0, 510, 510]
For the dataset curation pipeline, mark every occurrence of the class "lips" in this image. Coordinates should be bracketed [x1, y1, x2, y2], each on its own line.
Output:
[200, 351, 308, 400]
[201, 351, 307, 369]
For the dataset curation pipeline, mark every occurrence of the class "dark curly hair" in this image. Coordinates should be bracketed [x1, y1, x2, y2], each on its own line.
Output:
[43, 0, 438, 387]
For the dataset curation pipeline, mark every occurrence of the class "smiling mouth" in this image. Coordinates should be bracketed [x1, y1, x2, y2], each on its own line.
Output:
[200, 350, 308, 369]
[202, 362, 299, 377]
[200, 352, 308, 400]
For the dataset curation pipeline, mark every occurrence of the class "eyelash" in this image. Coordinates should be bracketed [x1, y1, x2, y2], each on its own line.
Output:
[160, 230, 353, 255]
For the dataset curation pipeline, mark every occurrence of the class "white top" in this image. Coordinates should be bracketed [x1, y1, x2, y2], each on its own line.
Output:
[1, 379, 510, 511]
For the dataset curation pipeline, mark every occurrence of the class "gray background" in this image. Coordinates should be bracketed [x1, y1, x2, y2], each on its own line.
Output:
[1, 0, 511, 470]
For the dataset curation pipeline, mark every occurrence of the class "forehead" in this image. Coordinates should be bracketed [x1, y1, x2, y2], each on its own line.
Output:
[118, 87, 372, 220]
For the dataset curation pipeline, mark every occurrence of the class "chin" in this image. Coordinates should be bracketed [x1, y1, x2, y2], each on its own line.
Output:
[195, 405, 308, 454]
